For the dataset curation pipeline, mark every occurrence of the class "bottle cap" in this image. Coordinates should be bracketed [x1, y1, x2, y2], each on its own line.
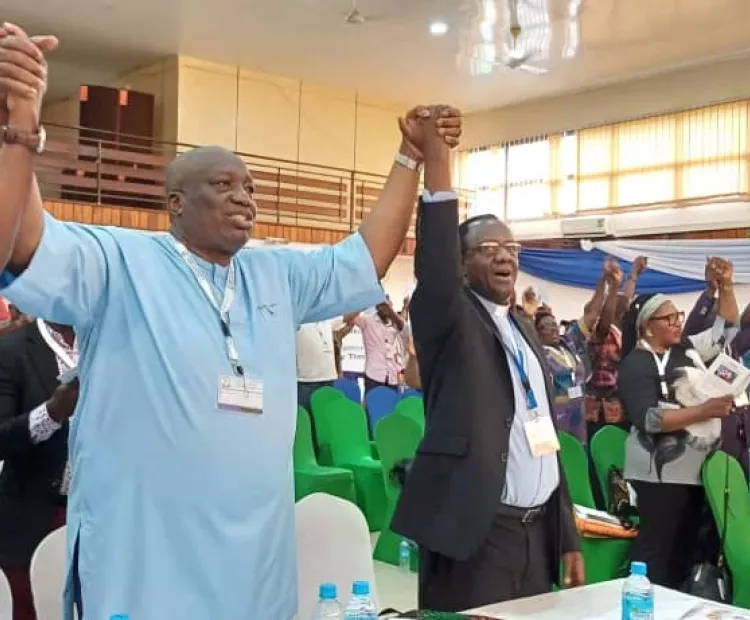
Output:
[110, 616, 129, 620]
[631, 561, 647, 576]
[319, 582, 337, 600]
[352, 580, 370, 596]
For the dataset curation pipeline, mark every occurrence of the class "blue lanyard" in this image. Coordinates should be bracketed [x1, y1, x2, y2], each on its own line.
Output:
[503, 321, 538, 411]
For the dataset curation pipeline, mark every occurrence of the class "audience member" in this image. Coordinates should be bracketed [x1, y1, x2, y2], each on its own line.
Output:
[0, 318, 77, 620]
[345, 298, 409, 393]
[535, 310, 588, 443]
[618, 260, 738, 589]
[684, 258, 750, 476]
[296, 319, 343, 412]
[0, 23, 462, 619]
[583, 256, 647, 439]
[393, 201, 583, 611]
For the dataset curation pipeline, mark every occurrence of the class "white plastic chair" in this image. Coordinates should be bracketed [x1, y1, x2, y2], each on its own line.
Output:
[0, 568, 12, 620]
[295, 493, 377, 620]
[30, 525, 66, 620]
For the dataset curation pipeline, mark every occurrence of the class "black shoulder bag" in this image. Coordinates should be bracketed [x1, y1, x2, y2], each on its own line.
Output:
[682, 456, 733, 603]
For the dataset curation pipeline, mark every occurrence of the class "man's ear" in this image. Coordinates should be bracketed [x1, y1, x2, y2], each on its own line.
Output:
[167, 191, 184, 217]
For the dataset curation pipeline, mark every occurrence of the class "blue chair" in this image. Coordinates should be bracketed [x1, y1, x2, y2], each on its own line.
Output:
[365, 386, 399, 436]
[333, 377, 361, 405]
[399, 387, 422, 401]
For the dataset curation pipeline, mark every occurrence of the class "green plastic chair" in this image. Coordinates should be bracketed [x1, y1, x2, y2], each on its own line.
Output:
[558, 431, 631, 584]
[373, 412, 424, 567]
[558, 431, 596, 508]
[394, 396, 425, 432]
[323, 398, 388, 531]
[293, 407, 357, 503]
[310, 386, 345, 466]
[702, 451, 750, 609]
[589, 425, 629, 506]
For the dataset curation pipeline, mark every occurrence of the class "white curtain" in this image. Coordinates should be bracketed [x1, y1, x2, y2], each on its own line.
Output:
[593, 239, 750, 283]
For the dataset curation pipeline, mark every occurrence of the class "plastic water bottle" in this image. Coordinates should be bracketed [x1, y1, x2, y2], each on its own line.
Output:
[622, 561, 654, 620]
[344, 580, 377, 620]
[398, 538, 411, 573]
[312, 582, 342, 620]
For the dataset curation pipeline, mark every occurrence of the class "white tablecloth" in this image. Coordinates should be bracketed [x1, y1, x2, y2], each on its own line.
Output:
[469, 579, 750, 619]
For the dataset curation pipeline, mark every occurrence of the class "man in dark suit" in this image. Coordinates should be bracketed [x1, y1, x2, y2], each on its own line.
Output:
[391, 136, 584, 611]
[0, 319, 78, 620]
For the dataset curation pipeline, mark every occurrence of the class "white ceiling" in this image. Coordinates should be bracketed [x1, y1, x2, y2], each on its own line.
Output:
[6, 0, 750, 110]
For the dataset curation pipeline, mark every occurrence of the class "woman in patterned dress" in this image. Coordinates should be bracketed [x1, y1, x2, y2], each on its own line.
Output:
[535, 310, 588, 444]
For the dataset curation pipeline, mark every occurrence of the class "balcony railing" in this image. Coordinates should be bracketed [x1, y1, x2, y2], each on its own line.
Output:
[37, 123, 473, 235]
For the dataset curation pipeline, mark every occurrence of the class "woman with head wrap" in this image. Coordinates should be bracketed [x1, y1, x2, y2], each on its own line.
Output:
[618, 260, 739, 588]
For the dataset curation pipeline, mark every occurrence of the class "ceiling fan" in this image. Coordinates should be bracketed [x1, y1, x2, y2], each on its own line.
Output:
[345, 0, 366, 25]
[501, 51, 549, 74]
[499, 0, 549, 74]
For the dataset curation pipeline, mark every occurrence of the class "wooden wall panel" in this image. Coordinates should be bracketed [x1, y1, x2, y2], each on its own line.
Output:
[42, 199, 393, 252]
[46, 199, 746, 257]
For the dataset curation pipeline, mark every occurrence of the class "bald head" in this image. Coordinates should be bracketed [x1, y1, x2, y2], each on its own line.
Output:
[165, 146, 257, 263]
[165, 146, 244, 195]
[460, 214, 512, 257]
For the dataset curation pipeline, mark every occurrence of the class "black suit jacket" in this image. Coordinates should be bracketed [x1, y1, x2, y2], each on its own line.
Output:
[391, 198, 580, 578]
[0, 321, 68, 565]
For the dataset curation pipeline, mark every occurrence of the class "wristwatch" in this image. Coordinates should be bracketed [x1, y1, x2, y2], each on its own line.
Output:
[394, 151, 422, 172]
[0, 124, 46, 154]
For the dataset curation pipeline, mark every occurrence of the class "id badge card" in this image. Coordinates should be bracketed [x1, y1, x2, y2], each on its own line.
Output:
[567, 385, 583, 399]
[218, 376, 263, 413]
[524, 415, 560, 457]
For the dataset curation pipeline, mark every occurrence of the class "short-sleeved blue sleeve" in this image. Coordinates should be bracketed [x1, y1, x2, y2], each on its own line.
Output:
[278, 232, 384, 326]
[0, 213, 109, 328]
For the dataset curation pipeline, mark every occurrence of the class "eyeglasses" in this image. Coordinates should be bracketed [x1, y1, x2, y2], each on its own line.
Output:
[470, 241, 521, 259]
[649, 311, 685, 327]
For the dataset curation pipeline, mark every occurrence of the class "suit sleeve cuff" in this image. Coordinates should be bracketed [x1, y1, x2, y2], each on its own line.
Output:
[422, 190, 458, 203]
[28, 403, 62, 444]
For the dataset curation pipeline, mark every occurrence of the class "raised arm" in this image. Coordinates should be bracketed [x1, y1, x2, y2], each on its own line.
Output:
[715, 258, 739, 326]
[358, 106, 461, 278]
[684, 258, 721, 337]
[0, 25, 58, 274]
[622, 255, 647, 302]
[410, 111, 462, 341]
[580, 267, 608, 336]
[595, 259, 622, 338]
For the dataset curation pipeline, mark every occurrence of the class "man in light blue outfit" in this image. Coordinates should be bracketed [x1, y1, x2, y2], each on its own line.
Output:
[0, 23, 463, 619]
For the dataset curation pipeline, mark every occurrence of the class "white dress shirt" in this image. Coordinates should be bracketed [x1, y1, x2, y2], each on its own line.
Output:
[296, 319, 341, 383]
[475, 295, 560, 508]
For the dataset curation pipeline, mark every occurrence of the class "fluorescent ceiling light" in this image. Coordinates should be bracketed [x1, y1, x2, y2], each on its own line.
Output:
[429, 21, 449, 36]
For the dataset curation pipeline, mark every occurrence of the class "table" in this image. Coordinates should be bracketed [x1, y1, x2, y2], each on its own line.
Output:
[468, 579, 750, 619]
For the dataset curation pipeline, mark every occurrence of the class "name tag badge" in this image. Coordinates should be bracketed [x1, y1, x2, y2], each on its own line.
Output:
[567, 385, 583, 399]
[524, 416, 560, 458]
[218, 376, 263, 413]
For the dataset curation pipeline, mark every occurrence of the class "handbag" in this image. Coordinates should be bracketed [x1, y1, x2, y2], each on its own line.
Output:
[607, 466, 638, 528]
[682, 455, 733, 603]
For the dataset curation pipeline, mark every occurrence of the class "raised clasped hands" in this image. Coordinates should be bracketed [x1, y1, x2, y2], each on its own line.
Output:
[0, 22, 58, 127]
[603, 257, 623, 287]
[398, 104, 462, 162]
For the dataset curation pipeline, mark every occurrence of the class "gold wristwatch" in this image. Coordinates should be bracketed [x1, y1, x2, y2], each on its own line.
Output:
[0, 124, 47, 154]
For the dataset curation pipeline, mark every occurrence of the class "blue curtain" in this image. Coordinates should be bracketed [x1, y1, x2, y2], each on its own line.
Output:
[518, 247, 706, 294]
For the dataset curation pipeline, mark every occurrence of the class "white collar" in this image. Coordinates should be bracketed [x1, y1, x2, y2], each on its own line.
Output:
[473, 291, 510, 319]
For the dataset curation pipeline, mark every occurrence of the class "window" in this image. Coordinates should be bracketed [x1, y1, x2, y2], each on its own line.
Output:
[613, 116, 677, 207]
[680, 101, 748, 199]
[456, 99, 750, 217]
[506, 138, 551, 220]
[457, 147, 506, 218]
